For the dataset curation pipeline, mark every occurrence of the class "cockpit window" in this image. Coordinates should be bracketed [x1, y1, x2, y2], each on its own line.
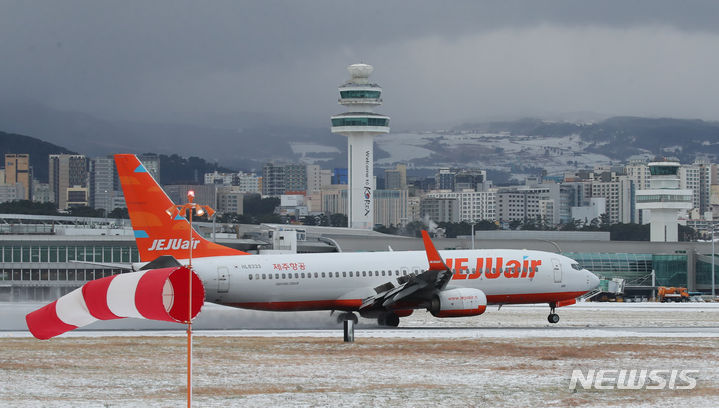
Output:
[570, 263, 583, 271]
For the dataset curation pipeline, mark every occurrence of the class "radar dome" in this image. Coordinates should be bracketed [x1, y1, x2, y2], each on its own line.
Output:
[348, 63, 373, 79]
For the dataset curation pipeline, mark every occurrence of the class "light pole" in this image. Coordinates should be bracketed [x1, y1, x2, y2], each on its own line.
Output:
[471, 221, 475, 250]
[166, 190, 215, 408]
[713, 227, 717, 299]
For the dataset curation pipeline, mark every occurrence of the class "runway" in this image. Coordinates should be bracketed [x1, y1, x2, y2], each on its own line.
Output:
[2, 302, 719, 407]
[4, 325, 719, 340]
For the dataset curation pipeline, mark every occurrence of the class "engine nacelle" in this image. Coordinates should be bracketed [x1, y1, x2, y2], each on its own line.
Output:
[429, 288, 487, 318]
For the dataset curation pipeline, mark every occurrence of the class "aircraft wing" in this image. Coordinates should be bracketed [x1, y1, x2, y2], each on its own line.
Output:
[360, 231, 453, 311]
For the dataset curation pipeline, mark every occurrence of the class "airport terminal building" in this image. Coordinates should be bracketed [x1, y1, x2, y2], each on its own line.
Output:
[1, 215, 717, 301]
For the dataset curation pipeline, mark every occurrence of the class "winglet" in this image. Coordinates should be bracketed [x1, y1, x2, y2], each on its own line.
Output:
[421, 230, 448, 271]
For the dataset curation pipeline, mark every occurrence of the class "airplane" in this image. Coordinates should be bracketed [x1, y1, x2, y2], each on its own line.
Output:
[115, 154, 600, 327]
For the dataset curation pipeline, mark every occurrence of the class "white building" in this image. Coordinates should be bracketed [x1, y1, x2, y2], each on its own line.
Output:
[236, 172, 262, 194]
[497, 183, 560, 225]
[306, 165, 332, 194]
[679, 160, 712, 214]
[571, 197, 606, 225]
[204, 171, 234, 185]
[217, 186, 244, 215]
[320, 185, 348, 216]
[0, 183, 23, 203]
[374, 189, 408, 227]
[590, 177, 633, 224]
[424, 190, 496, 223]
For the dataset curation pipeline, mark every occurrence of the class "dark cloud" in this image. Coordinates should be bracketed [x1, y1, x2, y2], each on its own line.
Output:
[1, 0, 718, 130]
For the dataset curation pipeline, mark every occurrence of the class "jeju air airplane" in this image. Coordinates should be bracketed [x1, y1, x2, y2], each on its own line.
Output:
[115, 154, 599, 326]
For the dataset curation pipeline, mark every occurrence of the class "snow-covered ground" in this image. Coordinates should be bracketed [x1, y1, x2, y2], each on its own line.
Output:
[2, 302, 719, 407]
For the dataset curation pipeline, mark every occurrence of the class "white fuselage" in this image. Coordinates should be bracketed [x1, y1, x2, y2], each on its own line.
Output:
[153, 249, 598, 312]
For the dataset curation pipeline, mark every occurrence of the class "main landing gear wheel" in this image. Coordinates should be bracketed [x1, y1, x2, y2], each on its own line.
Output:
[378, 312, 400, 327]
[547, 303, 560, 324]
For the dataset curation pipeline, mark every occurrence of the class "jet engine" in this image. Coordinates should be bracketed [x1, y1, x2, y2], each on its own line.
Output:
[429, 288, 487, 318]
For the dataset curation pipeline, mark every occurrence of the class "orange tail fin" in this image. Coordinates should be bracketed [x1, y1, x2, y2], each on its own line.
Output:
[114, 154, 248, 262]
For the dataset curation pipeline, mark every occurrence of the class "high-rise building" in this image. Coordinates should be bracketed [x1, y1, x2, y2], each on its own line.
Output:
[420, 196, 460, 223]
[624, 161, 650, 223]
[435, 168, 456, 191]
[0, 183, 23, 203]
[497, 190, 540, 224]
[89, 156, 119, 213]
[217, 186, 244, 215]
[679, 160, 712, 214]
[384, 164, 407, 190]
[235, 171, 262, 194]
[4, 154, 31, 200]
[49, 154, 87, 209]
[321, 185, 348, 216]
[32, 182, 52, 204]
[306, 165, 332, 194]
[590, 177, 633, 224]
[424, 190, 496, 223]
[284, 164, 307, 194]
[407, 196, 421, 223]
[204, 171, 234, 185]
[262, 163, 285, 197]
[374, 189, 408, 227]
[455, 169, 489, 191]
[331, 64, 390, 229]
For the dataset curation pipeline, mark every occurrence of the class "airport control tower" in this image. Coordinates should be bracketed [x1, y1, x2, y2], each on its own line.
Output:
[331, 64, 390, 229]
[636, 161, 693, 242]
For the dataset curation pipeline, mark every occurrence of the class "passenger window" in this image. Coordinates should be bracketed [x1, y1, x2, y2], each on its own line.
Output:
[282, 273, 286, 279]
[362, 271, 366, 277]
[275, 273, 279, 279]
[255, 274, 259, 280]
[262, 274, 266, 279]
[314, 272, 318, 278]
[349, 271, 353, 277]
[343, 272, 346, 277]
[301, 273, 305, 278]
[395, 270, 399, 276]
[295, 273, 299, 279]
[249, 274, 252, 280]
[381, 271, 385, 276]
[269, 274, 273, 280]
[322, 272, 326, 278]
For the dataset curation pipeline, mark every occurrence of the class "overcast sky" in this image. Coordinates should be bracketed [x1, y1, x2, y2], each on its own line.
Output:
[1, 0, 718, 130]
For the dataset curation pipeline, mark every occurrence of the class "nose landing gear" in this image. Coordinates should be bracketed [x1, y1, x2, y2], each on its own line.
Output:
[547, 303, 560, 324]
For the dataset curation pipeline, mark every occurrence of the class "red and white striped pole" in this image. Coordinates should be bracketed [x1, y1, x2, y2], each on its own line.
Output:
[166, 190, 214, 408]
[186, 191, 194, 408]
